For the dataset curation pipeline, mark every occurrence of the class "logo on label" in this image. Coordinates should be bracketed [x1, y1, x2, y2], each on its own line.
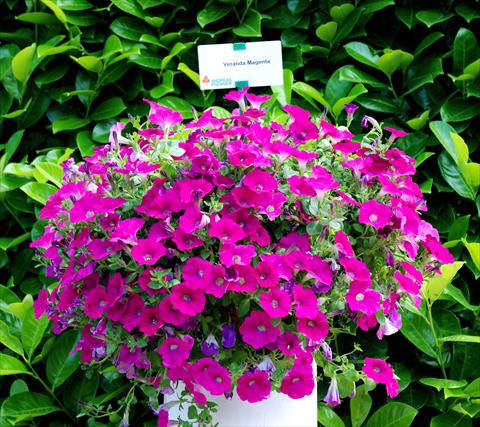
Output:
[202, 75, 210, 85]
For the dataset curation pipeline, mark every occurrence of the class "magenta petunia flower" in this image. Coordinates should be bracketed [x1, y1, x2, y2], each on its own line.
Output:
[118, 294, 145, 331]
[246, 93, 271, 109]
[34, 288, 49, 319]
[178, 205, 210, 234]
[288, 175, 316, 197]
[192, 358, 232, 395]
[182, 257, 213, 290]
[159, 297, 190, 326]
[334, 231, 355, 257]
[205, 264, 228, 298]
[144, 99, 183, 129]
[255, 260, 280, 288]
[170, 284, 206, 316]
[254, 191, 287, 220]
[259, 288, 292, 318]
[219, 244, 256, 267]
[131, 238, 167, 265]
[359, 200, 393, 230]
[139, 305, 164, 336]
[340, 257, 372, 284]
[345, 281, 381, 315]
[394, 271, 420, 296]
[363, 358, 399, 398]
[280, 366, 315, 399]
[277, 331, 302, 356]
[116, 344, 151, 379]
[172, 229, 203, 251]
[109, 218, 145, 245]
[239, 310, 281, 349]
[229, 265, 258, 292]
[156, 335, 194, 368]
[84, 286, 109, 319]
[277, 231, 311, 252]
[297, 311, 329, 341]
[70, 194, 126, 223]
[224, 86, 248, 109]
[88, 239, 122, 260]
[157, 409, 169, 427]
[237, 369, 272, 403]
[384, 127, 408, 142]
[421, 235, 454, 264]
[293, 284, 319, 320]
[243, 169, 278, 192]
[209, 217, 246, 243]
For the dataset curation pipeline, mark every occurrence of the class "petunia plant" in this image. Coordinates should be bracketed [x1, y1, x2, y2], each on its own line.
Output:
[31, 88, 453, 426]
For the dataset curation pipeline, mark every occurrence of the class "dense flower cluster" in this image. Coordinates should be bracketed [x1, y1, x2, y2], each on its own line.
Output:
[32, 88, 452, 425]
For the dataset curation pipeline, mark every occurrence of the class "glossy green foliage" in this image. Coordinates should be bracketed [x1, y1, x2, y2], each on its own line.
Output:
[0, 0, 479, 426]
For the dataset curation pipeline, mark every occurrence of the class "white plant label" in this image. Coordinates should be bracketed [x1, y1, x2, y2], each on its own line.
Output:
[198, 41, 283, 90]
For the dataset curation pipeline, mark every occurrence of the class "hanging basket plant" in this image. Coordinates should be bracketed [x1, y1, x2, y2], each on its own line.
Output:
[31, 88, 453, 426]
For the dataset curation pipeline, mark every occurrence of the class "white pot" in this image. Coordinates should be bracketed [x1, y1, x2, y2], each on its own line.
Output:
[164, 373, 317, 427]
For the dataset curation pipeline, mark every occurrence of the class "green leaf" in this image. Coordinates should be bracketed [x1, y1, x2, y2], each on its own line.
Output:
[448, 216, 470, 241]
[272, 69, 293, 105]
[453, 28, 480, 74]
[438, 152, 476, 200]
[1, 392, 59, 422]
[420, 378, 468, 391]
[429, 121, 468, 164]
[157, 97, 192, 119]
[20, 182, 57, 205]
[70, 55, 103, 73]
[395, 7, 417, 29]
[0, 233, 30, 251]
[376, 50, 413, 76]
[332, 83, 367, 117]
[431, 412, 472, 427]
[110, 16, 152, 41]
[197, 1, 232, 27]
[330, 3, 355, 22]
[338, 65, 388, 89]
[11, 43, 36, 83]
[52, 116, 91, 133]
[463, 241, 480, 270]
[35, 162, 63, 187]
[292, 81, 329, 110]
[40, 0, 67, 24]
[413, 32, 444, 56]
[145, 16, 164, 28]
[423, 261, 464, 302]
[46, 330, 80, 389]
[440, 98, 480, 123]
[177, 63, 200, 88]
[361, 0, 394, 14]
[366, 402, 417, 427]
[442, 283, 480, 311]
[90, 97, 126, 121]
[316, 22, 337, 43]
[318, 404, 346, 427]
[0, 320, 24, 356]
[416, 10, 454, 28]
[21, 309, 49, 358]
[111, 0, 145, 18]
[350, 385, 372, 427]
[356, 94, 398, 113]
[16, 12, 59, 25]
[456, 4, 480, 23]
[400, 309, 436, 358]
[76, 130, 95, 157]
[233, 9, 262, 37]
[344, 42, 379, 69]
[55, 0, 94, 11]
[0, 354, 30, 375]
[439, 335, 480, 344]
[406, 57, 443, 94]
[406, 110, 429, 131]
[10, 379, 29, 395]
[281, 28, 308, 48]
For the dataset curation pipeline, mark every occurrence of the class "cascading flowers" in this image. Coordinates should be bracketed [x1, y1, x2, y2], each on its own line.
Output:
[32, 88, 453, 426]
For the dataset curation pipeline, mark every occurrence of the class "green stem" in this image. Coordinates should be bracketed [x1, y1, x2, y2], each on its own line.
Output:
[23, 357, 79, 425]
[425, 300, 447, 379]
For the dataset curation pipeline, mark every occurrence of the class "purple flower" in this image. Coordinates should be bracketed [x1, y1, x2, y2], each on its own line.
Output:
[256, 356, 275, 374]
[221, 324, 236, 348]
[324, 377, 341, 406]
[344, 103, 358, 116]
[201, 334, 220, 356]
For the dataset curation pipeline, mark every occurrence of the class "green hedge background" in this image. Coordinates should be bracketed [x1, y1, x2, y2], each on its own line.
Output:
[0, 0, 479, 426]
